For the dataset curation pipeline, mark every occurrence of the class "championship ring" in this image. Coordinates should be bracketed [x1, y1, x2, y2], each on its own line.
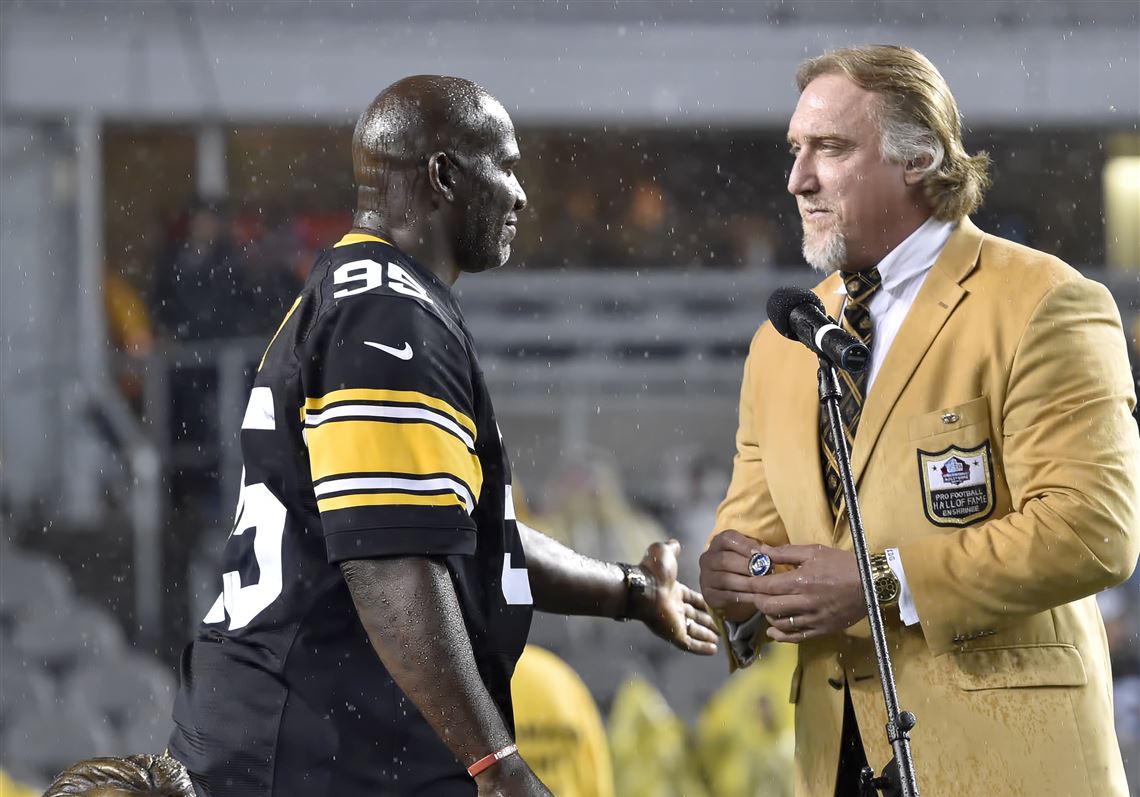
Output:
[749, 551, 772, 577]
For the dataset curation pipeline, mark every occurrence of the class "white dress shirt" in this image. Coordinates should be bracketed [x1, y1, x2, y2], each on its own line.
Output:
[727, 217, 956, 660]
[837, 216, 956, 395]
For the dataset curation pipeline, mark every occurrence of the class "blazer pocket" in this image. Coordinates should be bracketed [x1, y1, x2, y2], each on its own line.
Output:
[953, 643, 1087, 691]
[908, 395, 990, 441]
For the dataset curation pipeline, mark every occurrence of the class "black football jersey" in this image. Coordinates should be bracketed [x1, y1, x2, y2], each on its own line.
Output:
[169, 233, 533, 797]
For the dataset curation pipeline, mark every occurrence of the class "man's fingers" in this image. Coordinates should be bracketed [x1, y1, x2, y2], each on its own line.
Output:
[686, 618, 720, 646]
[764, 543, 822, 566]
[702, 587, 765, 623]
[708, 529, 765, 555]
[753, 594, 813, 619]
[683, 635, 719, 656]
[702, 587, 760, 609]
[684, 602, 718, 635]
[681, 585, 712, 615]
[702, 571, 764, 595]
[764, 611, 820, 634]
[747, 570, 801, 596]
[765, 625, 817, 644]
[699, 547, 752, 576]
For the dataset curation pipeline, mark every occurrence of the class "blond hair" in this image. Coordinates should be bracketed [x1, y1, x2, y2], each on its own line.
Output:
[796, 45, 991, 221]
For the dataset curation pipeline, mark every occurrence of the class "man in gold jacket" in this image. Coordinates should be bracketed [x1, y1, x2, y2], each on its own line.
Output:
[699, 45, 1139, 797]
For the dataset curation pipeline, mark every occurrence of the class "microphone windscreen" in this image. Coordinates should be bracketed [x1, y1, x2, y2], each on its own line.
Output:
[766, 287, 824, 341]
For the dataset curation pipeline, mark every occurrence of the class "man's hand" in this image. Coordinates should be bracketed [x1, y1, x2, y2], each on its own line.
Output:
[699, 529, 770, 623]
[754, 544, 865, 642]
[474, 754, 553, 796]
[629, 540, 719, 655]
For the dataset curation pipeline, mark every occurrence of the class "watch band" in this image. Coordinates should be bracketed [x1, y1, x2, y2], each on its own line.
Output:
[869, 552, 900, 608]
[615, 562, 649, 621]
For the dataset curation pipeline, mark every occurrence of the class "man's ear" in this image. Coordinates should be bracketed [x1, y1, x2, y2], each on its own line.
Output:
[427, 152, 457, 202]
[903, 153, 933, 186]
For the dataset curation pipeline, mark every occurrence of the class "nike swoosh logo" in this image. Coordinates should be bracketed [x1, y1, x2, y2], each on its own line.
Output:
[363, 341, 413, 360]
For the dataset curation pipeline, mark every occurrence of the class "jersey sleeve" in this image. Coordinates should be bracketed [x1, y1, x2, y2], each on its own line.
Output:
[300, 293, 480, 563]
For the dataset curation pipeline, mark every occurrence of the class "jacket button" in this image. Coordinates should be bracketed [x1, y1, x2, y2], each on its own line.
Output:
[941, 411, 960, 424]
[827, 677, 844, 690]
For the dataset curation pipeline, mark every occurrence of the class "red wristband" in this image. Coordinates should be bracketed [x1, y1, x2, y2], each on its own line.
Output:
[467, 743, 518, 778]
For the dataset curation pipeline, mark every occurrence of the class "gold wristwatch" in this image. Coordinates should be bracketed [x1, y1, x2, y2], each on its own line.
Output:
[869, 552, 900, 608]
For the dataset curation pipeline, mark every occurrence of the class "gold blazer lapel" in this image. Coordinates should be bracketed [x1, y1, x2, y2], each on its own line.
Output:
[799, 275, 847, 541]
[850, 219, 986, 488]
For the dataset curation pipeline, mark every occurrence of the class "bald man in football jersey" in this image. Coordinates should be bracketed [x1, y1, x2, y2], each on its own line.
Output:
[168, 76, 718, 797]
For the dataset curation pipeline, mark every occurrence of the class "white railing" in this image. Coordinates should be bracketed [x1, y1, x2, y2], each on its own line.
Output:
[84, 384, 164, 647]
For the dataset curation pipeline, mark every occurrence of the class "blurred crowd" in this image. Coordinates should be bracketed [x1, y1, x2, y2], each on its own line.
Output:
[107, 198, 323, 361]
[104, 186, 785, 364]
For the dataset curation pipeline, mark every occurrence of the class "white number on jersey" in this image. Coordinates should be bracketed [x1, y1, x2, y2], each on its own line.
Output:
[204, 479, 287, 630]
[333, 259, 434, 304]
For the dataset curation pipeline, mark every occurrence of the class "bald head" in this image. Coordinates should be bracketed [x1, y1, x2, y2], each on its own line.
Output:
[350, 75, 527, 280]
[352, 75, 509, 198]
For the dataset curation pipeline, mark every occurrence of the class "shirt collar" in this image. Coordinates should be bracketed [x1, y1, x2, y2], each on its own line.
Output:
[836, 216, 957, 295]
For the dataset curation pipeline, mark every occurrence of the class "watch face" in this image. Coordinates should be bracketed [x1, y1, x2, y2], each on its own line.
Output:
[875, 574, 900, 603]
[627, 568, 649, 595]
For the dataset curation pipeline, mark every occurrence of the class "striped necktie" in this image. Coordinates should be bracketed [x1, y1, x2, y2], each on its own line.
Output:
[820, 268, 883, 518]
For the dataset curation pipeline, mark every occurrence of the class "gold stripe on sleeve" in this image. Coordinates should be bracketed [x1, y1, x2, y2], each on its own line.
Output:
[317, 491, 464, 513]
[308, 419, 483, 494]
[304, 389, 477, 438]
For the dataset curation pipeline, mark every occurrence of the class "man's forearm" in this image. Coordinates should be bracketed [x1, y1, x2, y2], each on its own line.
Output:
[517, 522, 627, 617]
[340, 557, 514, 767]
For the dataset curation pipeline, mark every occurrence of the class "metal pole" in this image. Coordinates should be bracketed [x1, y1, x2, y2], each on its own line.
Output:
[63, 114, 110, 526]
[819, 362, 920, 797]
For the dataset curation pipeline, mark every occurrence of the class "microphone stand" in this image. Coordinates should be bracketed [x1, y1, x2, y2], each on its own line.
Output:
[818, 361, 920, 797]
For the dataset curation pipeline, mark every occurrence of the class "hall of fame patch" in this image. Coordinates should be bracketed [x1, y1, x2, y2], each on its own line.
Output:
[916, 441, 995, 527]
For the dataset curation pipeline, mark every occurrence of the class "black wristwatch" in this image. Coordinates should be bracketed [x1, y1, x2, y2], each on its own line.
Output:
[615, 562, 649, 621]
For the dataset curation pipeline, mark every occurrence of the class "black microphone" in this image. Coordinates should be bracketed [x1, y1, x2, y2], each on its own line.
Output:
[766, 287, 870, 373]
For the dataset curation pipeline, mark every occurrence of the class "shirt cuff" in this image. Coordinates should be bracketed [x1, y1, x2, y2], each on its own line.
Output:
[722, 611, 767, 666]
[885, 547, 919, 626]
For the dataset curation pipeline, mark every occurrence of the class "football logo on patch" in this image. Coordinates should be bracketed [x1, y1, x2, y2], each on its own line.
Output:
[916, 442, 995, 527]
[939, 456, 971, 486]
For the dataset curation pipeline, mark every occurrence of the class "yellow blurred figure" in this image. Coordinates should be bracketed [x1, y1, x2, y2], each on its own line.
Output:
[607, 675, 709, 797]
[511, 645, 614, 797]
[104, 269, 156, 404]
[0, 768, 40, 797]
[694, 642, 797, 797]
[105, 270, 156, 355]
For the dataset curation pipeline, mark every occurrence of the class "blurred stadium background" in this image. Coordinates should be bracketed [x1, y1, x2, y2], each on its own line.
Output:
[1, 0, 1138, 793]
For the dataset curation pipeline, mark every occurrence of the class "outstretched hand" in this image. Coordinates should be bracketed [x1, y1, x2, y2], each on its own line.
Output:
[629, 540, 719, 655]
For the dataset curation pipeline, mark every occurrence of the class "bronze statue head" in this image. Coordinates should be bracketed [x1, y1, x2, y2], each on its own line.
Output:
[44, 754, 194, 797]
